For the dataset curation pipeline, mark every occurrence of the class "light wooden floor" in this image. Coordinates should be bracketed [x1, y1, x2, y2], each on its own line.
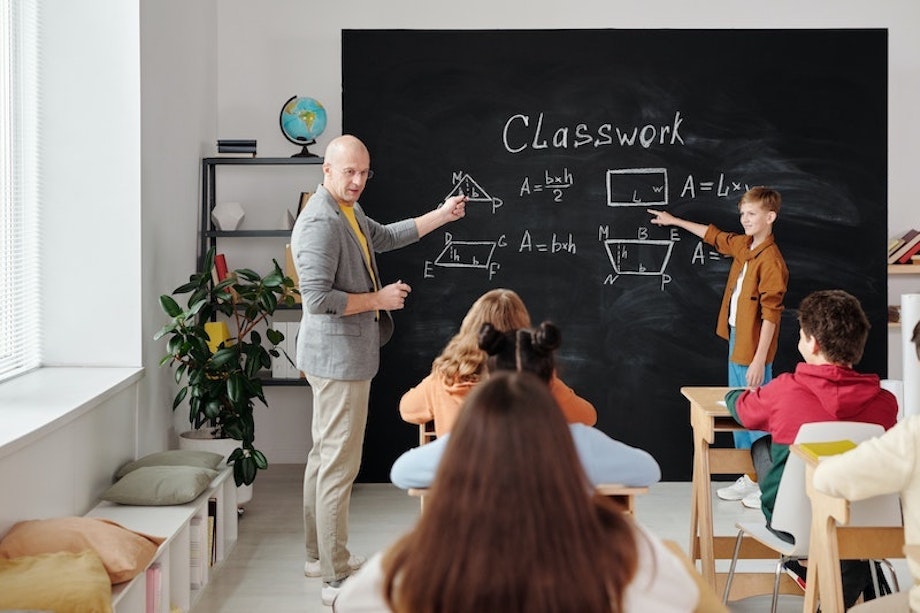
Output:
[191, 464, 908, 612]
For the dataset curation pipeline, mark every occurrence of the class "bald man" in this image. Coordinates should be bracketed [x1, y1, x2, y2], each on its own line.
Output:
[291, 135, 466, 605]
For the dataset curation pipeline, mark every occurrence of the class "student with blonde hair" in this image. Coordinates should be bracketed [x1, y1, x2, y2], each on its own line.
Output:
[398, 288, 596, 436]
[335, 371, 697, 612]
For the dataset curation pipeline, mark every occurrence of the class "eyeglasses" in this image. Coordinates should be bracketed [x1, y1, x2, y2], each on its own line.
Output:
[336, 167, 374, 180]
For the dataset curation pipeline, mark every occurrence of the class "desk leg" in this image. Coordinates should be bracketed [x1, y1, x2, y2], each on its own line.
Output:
[803, 506, 821, 613]
[693, 433, 716, 587]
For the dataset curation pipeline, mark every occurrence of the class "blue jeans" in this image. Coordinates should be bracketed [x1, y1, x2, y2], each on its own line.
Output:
[728, 327, 771, 449]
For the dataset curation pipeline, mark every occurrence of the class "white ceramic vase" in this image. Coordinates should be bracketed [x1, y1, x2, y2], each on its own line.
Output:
[179, 429, 253, 505]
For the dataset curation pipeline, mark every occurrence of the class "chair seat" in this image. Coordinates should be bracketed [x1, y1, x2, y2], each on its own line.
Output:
[735, 521, 806, 558]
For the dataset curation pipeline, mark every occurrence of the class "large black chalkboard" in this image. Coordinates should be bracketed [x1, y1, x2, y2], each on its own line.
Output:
[342, 29, 888, 482]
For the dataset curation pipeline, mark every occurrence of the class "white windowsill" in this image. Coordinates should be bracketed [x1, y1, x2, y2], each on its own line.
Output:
[0, 366, 144, 461]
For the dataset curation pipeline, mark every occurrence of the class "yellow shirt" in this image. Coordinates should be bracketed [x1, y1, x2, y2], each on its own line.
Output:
[339, 204, 378, 291]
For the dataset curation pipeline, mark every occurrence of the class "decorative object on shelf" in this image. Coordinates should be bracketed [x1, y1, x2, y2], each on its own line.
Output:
[203, 321, 232, 353]
[155, 247, 299, 487]
[210, 202, 245, 231]
[279, 95, 326, 157]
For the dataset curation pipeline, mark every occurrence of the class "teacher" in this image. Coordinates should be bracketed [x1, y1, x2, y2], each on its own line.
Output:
[290, 134, 467, 606]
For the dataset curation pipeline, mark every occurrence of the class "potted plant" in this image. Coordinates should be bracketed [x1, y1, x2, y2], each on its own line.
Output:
[154, 247, 298, 488]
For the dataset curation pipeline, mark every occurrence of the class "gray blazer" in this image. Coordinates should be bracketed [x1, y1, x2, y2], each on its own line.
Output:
[291, 185, 419, 380]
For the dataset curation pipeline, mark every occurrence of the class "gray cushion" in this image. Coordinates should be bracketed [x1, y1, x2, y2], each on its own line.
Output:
[114, 450, 225, 479]
[101, 466, 218, 506]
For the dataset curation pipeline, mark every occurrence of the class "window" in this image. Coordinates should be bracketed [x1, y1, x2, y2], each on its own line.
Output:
[0, 0, 40, 382]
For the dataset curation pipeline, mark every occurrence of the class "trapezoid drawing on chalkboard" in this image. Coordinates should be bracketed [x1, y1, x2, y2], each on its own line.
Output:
[447, 173, 494, 203]
[603, 239, 673, 276]
[433, 239, 497, 270]
[606, 168, 669, 207]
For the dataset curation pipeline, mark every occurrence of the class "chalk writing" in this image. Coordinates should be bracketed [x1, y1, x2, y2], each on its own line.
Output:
[446, 172, 504, 213]
[502, 110, 685, 153]
[679, 173, 750, 199]
[601, 239, 674, 290]
[519, 230, 576, 254]
[519, 167, 574, 202]
[423, 232, 505, 280]
[607, 168, 669, 206]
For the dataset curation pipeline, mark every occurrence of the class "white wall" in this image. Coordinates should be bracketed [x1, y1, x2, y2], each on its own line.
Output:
[140, 0, 218, 455]
[201, 0, 920, 464]
[40, 0, 142, 367]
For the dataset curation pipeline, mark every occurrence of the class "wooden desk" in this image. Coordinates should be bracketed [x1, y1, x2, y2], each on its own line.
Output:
[408, 483, 647, 515]
[684, 386, 795, 599]
[791, 444, 905, 613]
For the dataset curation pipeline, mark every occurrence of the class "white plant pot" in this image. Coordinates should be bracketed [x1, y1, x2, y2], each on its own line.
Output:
[179, 429, 253, 505]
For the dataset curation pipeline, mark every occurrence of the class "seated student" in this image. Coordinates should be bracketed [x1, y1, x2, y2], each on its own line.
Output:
[811, 319, 920, 613]
[724, 289, 898, 607]
[390, 321, 660, 490]
[398, 288, 596, 437]
[335, 371, 698, 612]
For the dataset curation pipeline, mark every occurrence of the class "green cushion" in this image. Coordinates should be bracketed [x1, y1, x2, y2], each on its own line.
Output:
[101, 466, 218, 506]
[114, 449, 225, 479]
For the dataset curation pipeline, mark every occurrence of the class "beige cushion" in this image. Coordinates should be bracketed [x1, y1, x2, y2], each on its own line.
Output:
[0, 550, 112, 612]
[115, 449, 225, 479]
[0, 516, 163, 584]
[101, 465, 218, 506]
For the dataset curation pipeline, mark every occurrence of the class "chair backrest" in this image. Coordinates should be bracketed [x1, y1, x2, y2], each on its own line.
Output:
[771, 421, 901, 548]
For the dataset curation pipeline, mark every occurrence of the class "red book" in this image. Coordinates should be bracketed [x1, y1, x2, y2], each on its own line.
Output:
[898, 238, 920, 264]
[215, 253, 229, 281]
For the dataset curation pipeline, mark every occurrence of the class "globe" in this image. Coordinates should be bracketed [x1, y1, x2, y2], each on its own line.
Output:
[279, 95, 327, 157]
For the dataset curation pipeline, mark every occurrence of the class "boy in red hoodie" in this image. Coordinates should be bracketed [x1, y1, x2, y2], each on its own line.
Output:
[725, 289, 897, 606]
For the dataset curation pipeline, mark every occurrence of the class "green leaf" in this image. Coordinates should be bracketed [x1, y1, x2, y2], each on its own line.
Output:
[210, 347, 238, 369]
[172, 387, 188, 410]
[159, 295, 182, 317]
[235, 268, 260, 282]
[266, 327, 284, 345]
[251, 449, 268, 469]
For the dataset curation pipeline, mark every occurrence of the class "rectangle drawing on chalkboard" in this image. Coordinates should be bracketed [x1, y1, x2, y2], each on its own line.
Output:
[606, 168, 668, 207]
[604, 239, 673, 275]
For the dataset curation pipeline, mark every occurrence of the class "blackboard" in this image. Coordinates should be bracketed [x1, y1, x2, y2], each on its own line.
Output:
[342, 29, 888, 482]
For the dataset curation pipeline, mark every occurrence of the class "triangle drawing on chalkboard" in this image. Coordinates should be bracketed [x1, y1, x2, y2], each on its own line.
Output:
[447, 173, 493, 202]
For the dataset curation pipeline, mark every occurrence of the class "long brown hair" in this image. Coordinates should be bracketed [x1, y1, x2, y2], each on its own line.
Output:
[382, 372, 638, 612]
[431, 289, 532, 385]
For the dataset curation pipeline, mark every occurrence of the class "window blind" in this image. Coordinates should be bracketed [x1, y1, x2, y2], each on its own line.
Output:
[0, 0, 41, 382]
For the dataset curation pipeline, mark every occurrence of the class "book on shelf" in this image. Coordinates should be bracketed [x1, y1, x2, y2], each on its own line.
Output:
[145, 563, 161, 613]
[218, 139, 256, 147]
[888, 228, 916, 255]
[215, 150, 256, 158]
[897, 237, 920, 264]
[190, 516, 204, 589]
[208, 497, 218, 566]
[214, 253, 229, 282]
[888, 229, 920, 264]
[797, 439, 857, 462]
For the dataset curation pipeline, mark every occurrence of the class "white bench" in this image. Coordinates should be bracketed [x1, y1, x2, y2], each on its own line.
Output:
[85, 467, 238, 613]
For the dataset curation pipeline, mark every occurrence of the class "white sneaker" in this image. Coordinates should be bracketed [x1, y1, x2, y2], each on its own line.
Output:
[716, 475, 760, 501]
[321, 580, 344, 606]
[741, 489, 762, 509]
[304, 553, 366, 578]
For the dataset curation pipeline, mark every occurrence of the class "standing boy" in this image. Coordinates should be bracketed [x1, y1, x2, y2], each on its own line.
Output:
[726, 289, 898, 608]
[648, 186, 788, 506]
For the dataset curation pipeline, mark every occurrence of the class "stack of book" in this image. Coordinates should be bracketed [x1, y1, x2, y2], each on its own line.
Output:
[217, 139, 257, 157]
[888, 228, 920, 264]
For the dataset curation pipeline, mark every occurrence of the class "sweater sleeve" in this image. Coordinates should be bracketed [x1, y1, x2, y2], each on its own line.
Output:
[398, 373, 436, 425]
[550, 375, 598, 426]
[571, 424, 661, 487]
[813, 416, 919, 501]
[389, 436, 449, 490]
